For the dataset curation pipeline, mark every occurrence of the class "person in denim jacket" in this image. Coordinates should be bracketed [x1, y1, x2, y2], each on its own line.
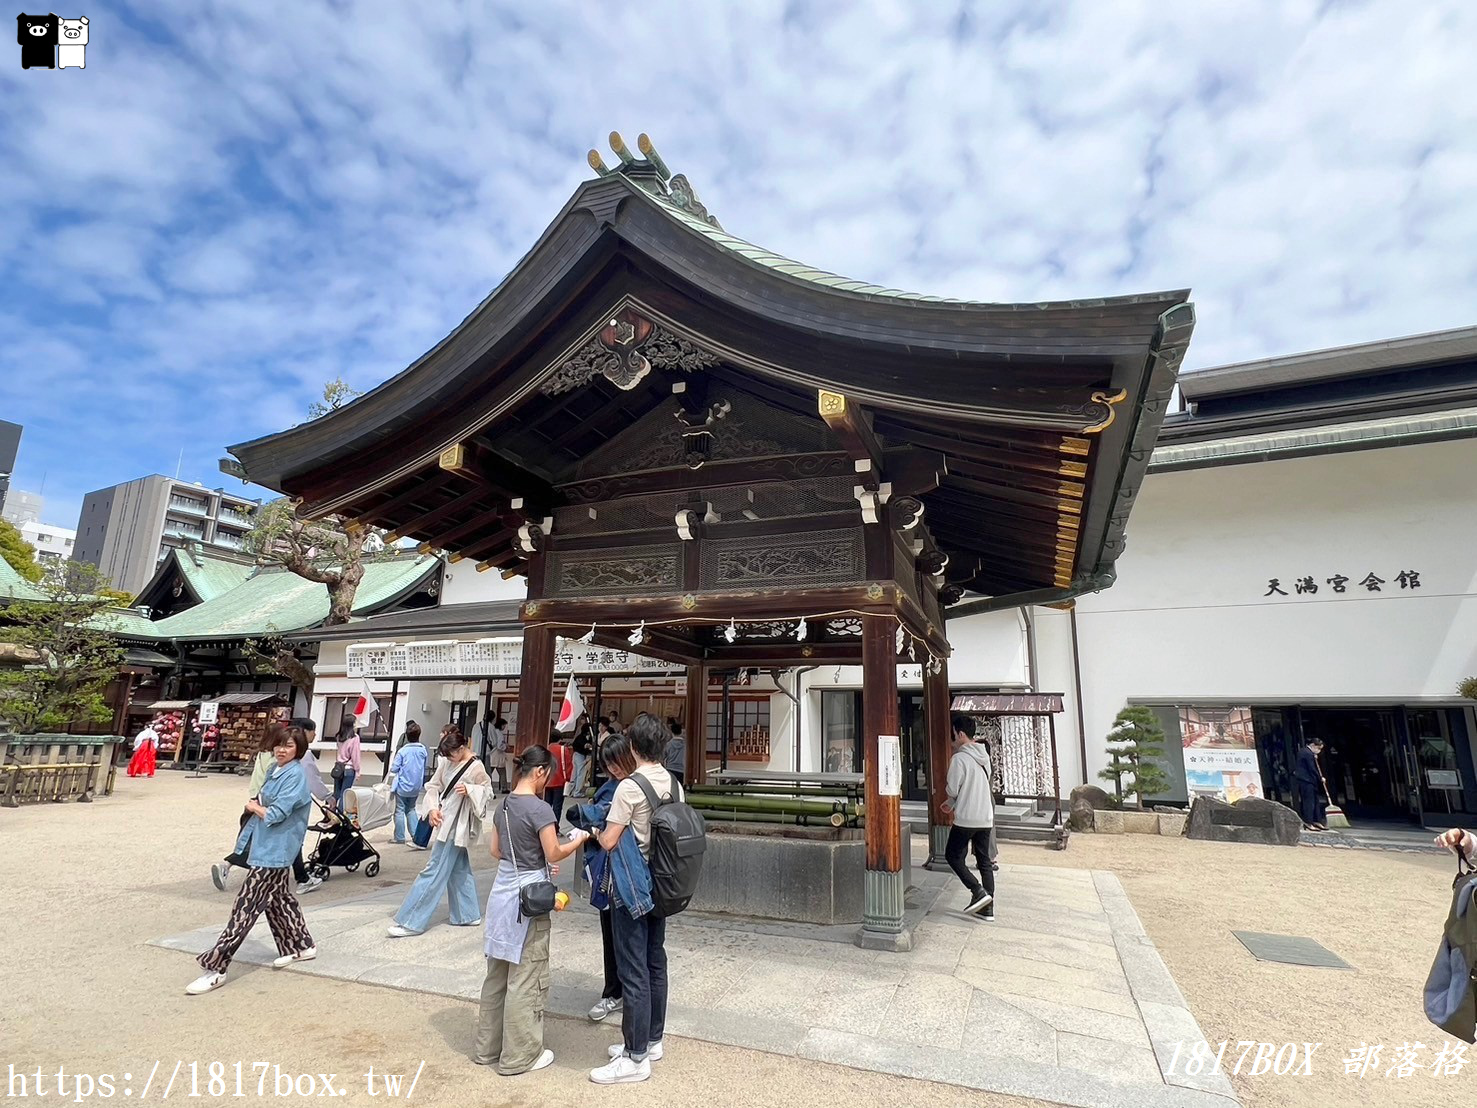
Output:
[565, 733, 655, 1025]
[187, 723, 317, 995]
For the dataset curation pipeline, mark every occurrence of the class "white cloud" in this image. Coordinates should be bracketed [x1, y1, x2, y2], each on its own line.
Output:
[2, 0, 1475, 526]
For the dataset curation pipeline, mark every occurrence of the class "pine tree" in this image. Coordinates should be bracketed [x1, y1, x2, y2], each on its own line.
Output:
[1098, 705, 1170, 809]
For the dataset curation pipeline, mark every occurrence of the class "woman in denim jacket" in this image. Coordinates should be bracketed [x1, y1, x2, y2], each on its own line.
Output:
[187, 723, 317, 995]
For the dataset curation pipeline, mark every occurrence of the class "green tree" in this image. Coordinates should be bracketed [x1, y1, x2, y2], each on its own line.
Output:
[1459, 676, 1477, 701]
[0, 519, 43, 583]
[1098, 705, 1171, 809]
[236, 380, 387, 697]
[307, 377, 361, 419]
[0, 561, 125, 733]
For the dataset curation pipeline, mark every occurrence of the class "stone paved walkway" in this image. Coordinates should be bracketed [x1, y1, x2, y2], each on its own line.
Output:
[154, 859, 1238, 1108]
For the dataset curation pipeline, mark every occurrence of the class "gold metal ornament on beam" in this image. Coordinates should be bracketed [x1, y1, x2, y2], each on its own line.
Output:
[1083, 389, 1129, 434]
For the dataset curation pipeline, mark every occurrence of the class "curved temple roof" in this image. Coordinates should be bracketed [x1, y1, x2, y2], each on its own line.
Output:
[229, 137, 1194, 607]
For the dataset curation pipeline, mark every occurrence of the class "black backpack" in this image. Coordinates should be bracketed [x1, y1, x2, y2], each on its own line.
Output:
[632, 774, 707, 917]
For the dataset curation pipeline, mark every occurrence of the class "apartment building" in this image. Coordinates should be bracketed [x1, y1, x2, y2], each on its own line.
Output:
[73, 475, 260, 596]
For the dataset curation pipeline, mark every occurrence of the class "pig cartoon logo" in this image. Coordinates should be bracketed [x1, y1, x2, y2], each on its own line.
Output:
[57, 15, 86, 69]
[17, 13, 57, 69]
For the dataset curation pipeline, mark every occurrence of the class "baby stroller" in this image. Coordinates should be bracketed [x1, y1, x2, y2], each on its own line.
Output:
[305, 784, 391, 880]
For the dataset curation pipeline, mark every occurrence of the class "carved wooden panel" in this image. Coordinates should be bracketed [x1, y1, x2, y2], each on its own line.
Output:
[700, 528, 864, 590]
[547, 545, 682, 597]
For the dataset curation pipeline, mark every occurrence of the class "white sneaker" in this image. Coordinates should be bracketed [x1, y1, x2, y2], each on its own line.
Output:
[450, 918, 482, 927]
[185, 971, 226, 995]
[590, 1054, 651, 1084]
[406, 842, 428, 851]
[210, 863, 231, 891]
[297, 875, 324, 894]
[607, 1040, 662, 1062]
[588, 996, 623, 1022]
[530, 1049, 554, 1072]
[386, 925, 420, 938]
[272, 946, 317, 968]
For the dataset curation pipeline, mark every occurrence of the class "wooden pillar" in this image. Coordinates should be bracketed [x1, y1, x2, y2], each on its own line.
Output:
[923, 657, 953, 870]
[515, 624, 556, 754]
[858, 614, 909, 950]
[684, 663, 707, 785]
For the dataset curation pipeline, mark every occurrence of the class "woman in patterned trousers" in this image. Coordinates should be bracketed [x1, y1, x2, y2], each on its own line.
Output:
[188, 723, 317, 995]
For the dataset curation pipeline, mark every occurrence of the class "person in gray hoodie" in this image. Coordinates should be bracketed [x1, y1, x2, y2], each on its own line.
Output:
[944, 713, 996, 918]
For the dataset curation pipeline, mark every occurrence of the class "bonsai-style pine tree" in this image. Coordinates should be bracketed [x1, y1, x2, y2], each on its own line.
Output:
[1098, 705, 1170, 809]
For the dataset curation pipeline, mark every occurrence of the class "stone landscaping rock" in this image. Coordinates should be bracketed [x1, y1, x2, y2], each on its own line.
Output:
[1186, 795, 1301, 847]
[1157, 812, 1187, 836]
[1069, 784, 1112, 831]
[1095, 809, 1125, 834]
[1122, 810, 1159, 834]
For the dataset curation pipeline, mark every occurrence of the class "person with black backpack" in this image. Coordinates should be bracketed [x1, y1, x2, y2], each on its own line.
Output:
[587, 712, 705, 1085]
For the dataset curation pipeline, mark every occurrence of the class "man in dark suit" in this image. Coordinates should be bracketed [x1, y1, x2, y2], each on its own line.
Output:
[1294, 737, 1328, 831]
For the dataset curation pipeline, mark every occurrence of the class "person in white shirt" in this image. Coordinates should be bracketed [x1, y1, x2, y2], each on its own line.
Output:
[588, 712, 681, 1086]
[943, 713, 996, 919]
[127, 722, 160, 778]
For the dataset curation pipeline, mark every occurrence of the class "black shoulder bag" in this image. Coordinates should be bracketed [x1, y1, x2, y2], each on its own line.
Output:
[503, 801, 557, 920]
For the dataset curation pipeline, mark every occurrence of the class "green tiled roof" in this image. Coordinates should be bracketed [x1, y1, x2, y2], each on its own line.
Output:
[90, 606, 160, 636]
[0, 556, 46, 603]
[176, 549, 256, 601]
[124, 555, 439, 641]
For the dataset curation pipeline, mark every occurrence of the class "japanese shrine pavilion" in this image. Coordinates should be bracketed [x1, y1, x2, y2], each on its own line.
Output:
[228, 134, 1193, 947]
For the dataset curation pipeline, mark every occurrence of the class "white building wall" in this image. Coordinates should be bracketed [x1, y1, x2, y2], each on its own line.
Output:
[1066, 437, 1477, 784]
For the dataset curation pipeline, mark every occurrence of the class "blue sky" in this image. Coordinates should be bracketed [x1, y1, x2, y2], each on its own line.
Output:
[2, 1, 1474, 530]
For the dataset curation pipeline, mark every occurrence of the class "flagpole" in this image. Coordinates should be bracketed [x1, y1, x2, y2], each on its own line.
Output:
[382, 679, 399, 783]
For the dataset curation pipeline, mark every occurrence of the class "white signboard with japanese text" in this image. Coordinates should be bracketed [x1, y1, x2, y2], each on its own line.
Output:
[877, 735, 902, 797]
[197, 701, 219, 724]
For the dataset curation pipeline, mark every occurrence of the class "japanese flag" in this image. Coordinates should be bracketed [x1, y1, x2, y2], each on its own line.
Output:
[353, 679, 379, 726]
[556, 675, 585, 733]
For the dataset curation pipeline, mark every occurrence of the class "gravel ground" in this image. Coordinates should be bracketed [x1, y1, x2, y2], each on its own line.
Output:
[2, 770, 1030, 1108]
[1026, 829, 1469, 1107]
[2, 770, 1468, 1107]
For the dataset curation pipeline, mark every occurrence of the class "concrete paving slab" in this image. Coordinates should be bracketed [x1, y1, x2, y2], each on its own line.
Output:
[878, 970, 975, 1049]
[1058, 1032, 1166, 1086]
[150, 860, 1239, 1107]
[954, 950, 1133, 996]
[1001, 994, 1152, 1048]
[982, 969, 1143, 1018]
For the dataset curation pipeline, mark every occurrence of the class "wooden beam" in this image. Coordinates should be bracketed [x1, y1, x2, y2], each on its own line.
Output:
[514, 624, 556, 753]
[353, 469, 453, 527]
[558, 452, 854, 503]
[946, 456, 1087, 500]
[439, 440, 555, 509]
[427, 505, 513, 550]
[862, 613, 902, 873]
[818, 390, 885, 484]
[455, 524, 519, 562]
[524, 585, 901, 627]
[384, 485, 493, 543]
[684, 663, 708, 786]
[872, 422, 1078, 479]
[587, 627, 699, 666]
[923, 656, 952, 867]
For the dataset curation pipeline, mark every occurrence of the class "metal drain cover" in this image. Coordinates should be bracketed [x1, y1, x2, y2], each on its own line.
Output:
[1232, 931, 1351, 969]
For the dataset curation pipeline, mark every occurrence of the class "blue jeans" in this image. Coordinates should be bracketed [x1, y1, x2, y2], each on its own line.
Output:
[393, 840, 480, 932]
[571, 753, 589, 797]
[611, 903, 668, 1060]
[392, 793, 419, 843]
[333, 767, 356, 810]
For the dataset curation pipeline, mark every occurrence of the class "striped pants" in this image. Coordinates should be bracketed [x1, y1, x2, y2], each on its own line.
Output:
[198, 867, 313, 973]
